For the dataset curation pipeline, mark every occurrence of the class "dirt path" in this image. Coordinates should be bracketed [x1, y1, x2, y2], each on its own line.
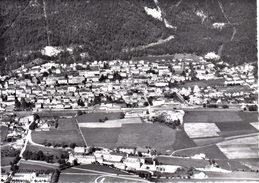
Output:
[43, 0, 50, 46]
[217, 0, 237, 41]
[123, 35, 174, 52]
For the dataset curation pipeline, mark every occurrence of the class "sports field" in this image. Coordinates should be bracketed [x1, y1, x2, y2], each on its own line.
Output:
[31, 118, 85, 146]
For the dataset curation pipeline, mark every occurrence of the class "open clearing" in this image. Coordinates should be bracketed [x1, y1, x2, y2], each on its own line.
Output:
[31, 118, 85, 146]
[1, 125, 9, 142]
[77, 112, 122, 123]
[174, 145, 227, 159]
[184, 123, 220, 138]
[184, 111, 243, 123]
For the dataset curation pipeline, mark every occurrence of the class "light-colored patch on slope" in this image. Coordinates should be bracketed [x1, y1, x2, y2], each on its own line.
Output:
[78, 118, 142, 128]
[144, 6, 162, 21]
[184, 123, 220, 138]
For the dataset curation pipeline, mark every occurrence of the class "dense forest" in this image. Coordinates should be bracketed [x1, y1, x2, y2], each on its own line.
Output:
[0, 0, 256, 74]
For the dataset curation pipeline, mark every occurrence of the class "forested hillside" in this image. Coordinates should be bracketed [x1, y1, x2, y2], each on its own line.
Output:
[0, 0, 256, 74]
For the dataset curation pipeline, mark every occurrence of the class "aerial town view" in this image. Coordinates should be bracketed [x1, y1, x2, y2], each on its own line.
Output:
[0, 0, 258, 183]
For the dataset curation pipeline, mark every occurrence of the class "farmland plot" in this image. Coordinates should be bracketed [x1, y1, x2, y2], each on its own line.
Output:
[184, 123, 220, 138]
[217, 135, 259, 159]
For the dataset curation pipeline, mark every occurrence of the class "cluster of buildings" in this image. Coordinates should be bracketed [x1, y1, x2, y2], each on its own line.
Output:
[0, 57, 256, 112]
[68, 146, 186, 176]
[0, 57, 257, 112]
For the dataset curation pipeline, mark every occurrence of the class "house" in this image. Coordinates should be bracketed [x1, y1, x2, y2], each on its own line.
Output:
[74, 154, 96, 164]
[68, 76, 85, 84]
[117, 147, 136, 154]
[74, 147, 85, 154]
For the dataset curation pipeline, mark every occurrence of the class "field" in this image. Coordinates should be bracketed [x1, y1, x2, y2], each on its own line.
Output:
[214, 134, 259, 161]
[79, 118, 142, 128]
[173, 145, 227, 159]
[156, 157, 209, 168]
[80, 123, 176, 154]
[1, 125, 9, 142]
[25, 143, 68, 156]
[59, 174, 100, 183]
[1, 157, 14, 166]
[238, 158, 259, 170]
[31, 118, 85, 146]
[218, 130, 258, 138]
[18, 159, 57, 170]
[205, 171, 259, 179]
[250, 122, 259, 130]
[216, 122, 257, 132]
[117, 124, 176, 154]
[172, 130, 196, 151]
[184, 123, 220, 138]
[77, 112, 122, 123]
[59, 164, 132, 183]
[217, 85, 253, 93]
[178, 79, 225, 88]
[80, 128, 121, 149]
[183, 111, 243, 123]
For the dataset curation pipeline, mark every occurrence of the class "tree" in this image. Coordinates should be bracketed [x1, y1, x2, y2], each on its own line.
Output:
[69, 143, 76, 149]
[15, 98, 21, 108]
[248, 105, 258, 111]
[120, 112, 125, 119]
[33, 113, 40, 122]
[77, 110, 83, 116]
[29, 122, 37, 130]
